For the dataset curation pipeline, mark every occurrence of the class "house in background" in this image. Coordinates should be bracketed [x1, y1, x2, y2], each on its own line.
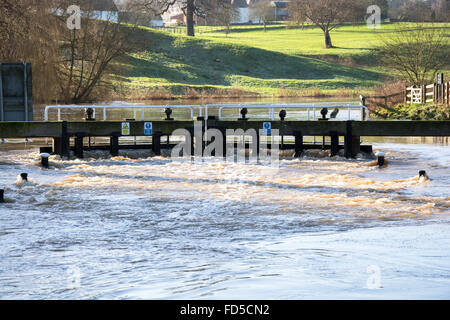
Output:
[114, 0, 164, 27]
[272, 1, 289, 21]
[53, 0, 119, 22]
[115, 0, 290, 27]
[161, 4, 186, 26]
[83, 0, 119, 22]
[232, 0, 251, 24]
[232, 0, 290, 24]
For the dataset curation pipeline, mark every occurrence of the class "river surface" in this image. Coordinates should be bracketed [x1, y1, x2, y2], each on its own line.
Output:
[0, 138, 449, 299]
[1, 100, 450, 299]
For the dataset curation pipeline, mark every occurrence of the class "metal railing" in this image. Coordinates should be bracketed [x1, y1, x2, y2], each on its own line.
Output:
[45, 103, 369, 122]
[205, 103, 369, 145]
[44, 105, 201, 122]
[204, 103, 370, 121]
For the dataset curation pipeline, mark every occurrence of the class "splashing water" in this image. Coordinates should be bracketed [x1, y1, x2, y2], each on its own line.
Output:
[0, 141, 449, 299]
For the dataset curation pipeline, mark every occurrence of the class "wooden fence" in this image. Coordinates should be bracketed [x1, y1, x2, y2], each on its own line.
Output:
[406, 81, 450, 105]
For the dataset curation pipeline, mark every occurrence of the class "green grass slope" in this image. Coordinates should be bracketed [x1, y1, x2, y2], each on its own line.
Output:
[115, 23, 447, 98]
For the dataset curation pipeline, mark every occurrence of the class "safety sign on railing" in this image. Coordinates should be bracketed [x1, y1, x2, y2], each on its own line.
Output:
[144, 122, 153, 136]
[263, 122, 271, 135]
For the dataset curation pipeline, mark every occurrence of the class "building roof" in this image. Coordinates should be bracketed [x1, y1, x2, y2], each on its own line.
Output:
[72, 0, 119, 11]
[232, 0, 249, 8]
[272, 1, 289, 8]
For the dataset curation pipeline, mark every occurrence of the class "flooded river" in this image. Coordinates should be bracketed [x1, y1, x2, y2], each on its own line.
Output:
[0, 138, 449, 299]
[1, 101, 450, 299]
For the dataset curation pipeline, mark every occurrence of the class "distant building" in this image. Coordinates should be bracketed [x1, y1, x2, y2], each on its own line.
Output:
[233, 0, 290, 24]
[161, 5, 185, 26]
[58, 0, 120, 22]
[232, 0, 250, 24]
[272, 1, 289, 21]
[144, 0, 291, 27]
[83, 0, 119, 22]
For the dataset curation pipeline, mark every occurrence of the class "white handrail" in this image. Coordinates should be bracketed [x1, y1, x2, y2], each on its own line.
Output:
[44, 103, 370, 122]
[44, 105, 201, 122]
[206, 103, 369, 121]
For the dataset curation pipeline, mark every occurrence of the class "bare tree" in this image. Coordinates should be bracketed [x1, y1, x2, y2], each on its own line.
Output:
[0, 0, 137, 103]
[0, 0, 61, 102]
[380, 23, 450, 85]
[207, 1, 239, 34]
[289, 0, 362, 48]
[55, 0, 136, 103]
[432, 0, 450, 21]
[128, 0, 235, 36]
[399, 0, 433, 22]
[250, 0, 275, 32]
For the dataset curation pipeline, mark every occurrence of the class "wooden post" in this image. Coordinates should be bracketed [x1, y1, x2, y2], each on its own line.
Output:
[421, 85, 425, 104]
[110, 135, 119, 157]
[188, 127, 195, 156]
[441, 83, 445, 104]
[330, 131, 339, 157]
[256, 132, 260, 159]
[447, 82, 450, 106]
[344, 120, 359, 159]
[294, 131, 303, 157]
[53, 121, 70, 158]
[434, 84, 437, 103]
[352, 136, 361, 156]
[404, 87, 408, 104]
[74, 135, 84, 159]
[152, 132, 162, 156]
[222, 128, 228, 159]
[52, 137, 61, 156]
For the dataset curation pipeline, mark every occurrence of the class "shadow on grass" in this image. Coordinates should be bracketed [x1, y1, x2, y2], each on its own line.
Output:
[121, 27, 384, 89]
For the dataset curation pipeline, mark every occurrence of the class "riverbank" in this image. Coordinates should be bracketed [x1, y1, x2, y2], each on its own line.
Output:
[373, 103, 450, 120]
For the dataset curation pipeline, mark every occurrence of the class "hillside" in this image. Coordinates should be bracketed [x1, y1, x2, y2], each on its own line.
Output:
[114, 23, 446, 99]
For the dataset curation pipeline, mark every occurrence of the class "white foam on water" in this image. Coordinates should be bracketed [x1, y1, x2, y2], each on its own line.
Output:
[0, 142, 449, 299]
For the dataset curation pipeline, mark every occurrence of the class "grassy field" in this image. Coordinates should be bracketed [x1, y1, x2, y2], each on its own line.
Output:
[114, 23, 449, 99]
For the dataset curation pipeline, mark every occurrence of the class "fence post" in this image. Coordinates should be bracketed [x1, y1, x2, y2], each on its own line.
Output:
[447, 82, 450, 106]
[434, 83, 437, 104]
[421, 85, 425, 104]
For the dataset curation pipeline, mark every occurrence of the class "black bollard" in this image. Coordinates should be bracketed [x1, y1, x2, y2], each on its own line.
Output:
[85, 108, 95, 121]
[0, 189, 4, 203]
[319, 108, 329, 121]
[20, 173, 28, 182]
[239, 108, 248, 121]
[40, 153, 50, 168]
[164, 108, 174, 121]
[377, 152, 385, 167]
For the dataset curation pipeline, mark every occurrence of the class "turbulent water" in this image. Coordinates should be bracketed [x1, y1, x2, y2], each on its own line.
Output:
[0, 141, 449, 299]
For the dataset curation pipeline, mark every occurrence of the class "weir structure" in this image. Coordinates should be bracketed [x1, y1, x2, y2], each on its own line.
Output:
[0, 104, 449, 159]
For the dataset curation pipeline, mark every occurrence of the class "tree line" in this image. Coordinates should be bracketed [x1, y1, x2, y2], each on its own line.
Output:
[0, 0, 141, 104]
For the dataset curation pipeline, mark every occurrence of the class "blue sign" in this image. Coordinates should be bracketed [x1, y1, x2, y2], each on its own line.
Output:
[263, 122, 271, 135]
[144, 122, 153, 136]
